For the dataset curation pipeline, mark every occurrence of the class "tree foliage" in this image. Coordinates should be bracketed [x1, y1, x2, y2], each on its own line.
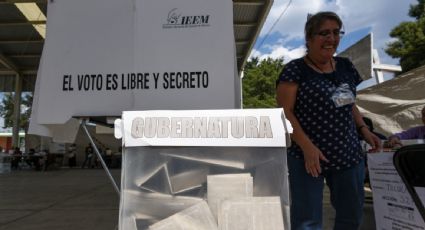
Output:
[0, 93, 33, 131]
[242, 57, 284, 108]
[385, 0, 425, 73]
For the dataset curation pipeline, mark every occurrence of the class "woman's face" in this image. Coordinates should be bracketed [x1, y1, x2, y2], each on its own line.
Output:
[307, 19, 341, 61]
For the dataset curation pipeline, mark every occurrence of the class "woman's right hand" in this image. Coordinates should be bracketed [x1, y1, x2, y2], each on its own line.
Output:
[277, 82, 329, 177]
[302, 144, 329, 177]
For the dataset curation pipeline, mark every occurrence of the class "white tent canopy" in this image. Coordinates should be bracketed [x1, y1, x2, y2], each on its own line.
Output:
[356, 65, 425, 137]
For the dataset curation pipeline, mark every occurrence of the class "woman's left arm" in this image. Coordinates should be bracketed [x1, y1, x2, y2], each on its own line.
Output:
[352, 105, 382, 151]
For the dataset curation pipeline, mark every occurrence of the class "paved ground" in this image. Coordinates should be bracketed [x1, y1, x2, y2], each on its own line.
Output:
[0, 168, 375, 230]
[0, 169, 120, 230]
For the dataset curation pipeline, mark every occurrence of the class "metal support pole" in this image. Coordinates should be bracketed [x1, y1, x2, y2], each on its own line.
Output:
[12, 73, 22, 148]
[81, 120, 120, 196]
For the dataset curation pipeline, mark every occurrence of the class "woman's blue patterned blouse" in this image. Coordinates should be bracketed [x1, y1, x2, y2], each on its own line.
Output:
[278, 57, 363, 171]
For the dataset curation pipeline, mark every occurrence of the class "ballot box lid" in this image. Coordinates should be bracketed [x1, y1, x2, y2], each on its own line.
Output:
[114, 108, 292, 147]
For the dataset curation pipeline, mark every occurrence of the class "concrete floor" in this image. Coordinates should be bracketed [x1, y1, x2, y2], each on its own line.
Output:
[0, 169, 120, 230]
[0, 168, 375, 230]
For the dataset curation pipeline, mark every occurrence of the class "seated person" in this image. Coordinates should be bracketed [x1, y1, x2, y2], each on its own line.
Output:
[388, 106, 425, 147]
[25, 148, 36, 168]
[10, 147, 22, 170]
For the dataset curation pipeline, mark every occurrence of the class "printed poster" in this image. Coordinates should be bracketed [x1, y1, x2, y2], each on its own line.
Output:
[368, 152, 425, 229]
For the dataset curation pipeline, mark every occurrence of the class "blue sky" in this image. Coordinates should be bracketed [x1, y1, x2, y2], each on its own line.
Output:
[251, 0, 417, 88]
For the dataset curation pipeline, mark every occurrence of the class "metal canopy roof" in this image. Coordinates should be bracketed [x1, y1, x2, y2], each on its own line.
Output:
[0, 0, 272, 92]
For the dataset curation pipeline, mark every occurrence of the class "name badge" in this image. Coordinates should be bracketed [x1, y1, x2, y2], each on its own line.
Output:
[331, 83, 355, 107]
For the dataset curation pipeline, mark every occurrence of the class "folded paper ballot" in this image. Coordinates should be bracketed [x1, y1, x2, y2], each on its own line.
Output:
[218, 197, 284, 230]
[124, 190, 203, 220]
[137, 161, 209, 195]
[170, 167, 209, 194]
[207, 173, 253, 220]
[148, 201, 218, 230]
[138, 164, 172, 194]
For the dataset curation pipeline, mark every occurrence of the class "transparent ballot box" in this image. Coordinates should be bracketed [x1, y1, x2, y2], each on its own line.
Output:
[115, 109, 292, 230]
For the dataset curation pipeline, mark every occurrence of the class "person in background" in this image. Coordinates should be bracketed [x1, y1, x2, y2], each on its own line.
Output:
[388, 106, 425, 147]
[32, 149, 43, 171]
[276, 11, 381, 230]
[68, 144, 77, 168]
[94, 147, 103, 168]
[81, 143, 93, 169]
[25, 148, 36, 168]
[10, 147, 22, 170]
[112, 146, 122, 169]
[42, 149, 51, 171]
[105, 148, 112, 168]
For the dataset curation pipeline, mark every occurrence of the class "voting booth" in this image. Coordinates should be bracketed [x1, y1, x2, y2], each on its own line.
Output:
[28, 0, 238, 139]
[115, 108, 292, 230]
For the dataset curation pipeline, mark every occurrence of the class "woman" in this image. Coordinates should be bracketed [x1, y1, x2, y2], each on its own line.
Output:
[276, 12, 381, 230]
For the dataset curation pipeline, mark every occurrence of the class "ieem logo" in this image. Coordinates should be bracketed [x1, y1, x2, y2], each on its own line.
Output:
[163, 8, 210, 29]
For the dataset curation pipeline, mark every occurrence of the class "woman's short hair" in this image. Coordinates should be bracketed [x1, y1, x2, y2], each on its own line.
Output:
[304, 11, 343, 42]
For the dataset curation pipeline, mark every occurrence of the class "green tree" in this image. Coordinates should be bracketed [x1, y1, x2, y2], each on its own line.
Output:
[0, 93, 33, 131]
[242, 57, 284, 108]
[386, 0, 425, 73]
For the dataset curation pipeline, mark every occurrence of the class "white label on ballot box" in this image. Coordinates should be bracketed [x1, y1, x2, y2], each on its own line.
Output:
[120, 108, 291, 147]
[368, 152, 425, 230]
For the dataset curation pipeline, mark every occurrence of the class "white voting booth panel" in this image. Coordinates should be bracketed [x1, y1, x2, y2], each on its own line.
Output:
[368, 148, 425, 230]
[29, 0, 237, 139]
[116, 109, 292, 230]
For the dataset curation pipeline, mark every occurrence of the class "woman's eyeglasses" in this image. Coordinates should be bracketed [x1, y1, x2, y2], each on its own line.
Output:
[315, 29, 345, 39]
